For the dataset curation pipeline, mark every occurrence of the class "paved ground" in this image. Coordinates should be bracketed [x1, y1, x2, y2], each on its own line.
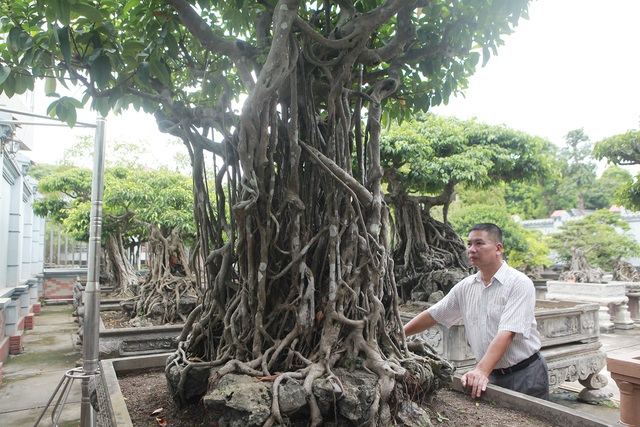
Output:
[548, 326, 640, 424]
[0, 304, 82, 427]
[1, 304, 638, 426]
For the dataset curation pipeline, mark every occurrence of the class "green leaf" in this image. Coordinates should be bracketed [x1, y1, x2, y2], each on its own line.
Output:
[90, 54, 112, 89]
[56, 26, 73, 67]
[2, 73, 15, 97]
[164, 33, 180, 60]
[482, 46, 491, 67]
[54, 0, 72, 26]
[123, 0, 138, 14]
[71, 3, 104, 22]
[44, 76, 57, 95]
[135, 61, 150, 88]
[149, 58, 171, 87]
[8, 27, 22, 52]
[93, 96, 110, 118]
[66, 103, 78, 127]
[0, 66, 10, 85]
[14, 75, 34, 94]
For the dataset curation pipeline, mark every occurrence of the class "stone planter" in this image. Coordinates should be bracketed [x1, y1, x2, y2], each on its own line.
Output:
[608, 355, 640, 427]
[401, 299, 608, 394]
[99, 323, 184, 358]
[96, 354, 615, 427]
[546, 281, 635, 332]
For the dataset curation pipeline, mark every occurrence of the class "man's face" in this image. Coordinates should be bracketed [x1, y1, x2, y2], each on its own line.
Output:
[466, 230, 503, 269]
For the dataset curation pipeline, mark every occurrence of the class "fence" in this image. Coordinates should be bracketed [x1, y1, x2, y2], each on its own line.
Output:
[45, 222, 88, 267]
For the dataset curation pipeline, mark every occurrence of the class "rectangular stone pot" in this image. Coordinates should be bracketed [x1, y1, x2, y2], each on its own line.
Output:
[401, 299, 608, 391]
[97, 353, 615, 427]
[401, 300, 600, 367]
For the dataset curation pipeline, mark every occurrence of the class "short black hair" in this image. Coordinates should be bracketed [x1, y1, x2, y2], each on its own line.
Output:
[469, 223, 503, 244]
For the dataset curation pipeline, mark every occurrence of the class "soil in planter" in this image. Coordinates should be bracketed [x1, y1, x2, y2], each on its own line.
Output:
[101, 309, 168, 329]
[117, 368, 558, 427]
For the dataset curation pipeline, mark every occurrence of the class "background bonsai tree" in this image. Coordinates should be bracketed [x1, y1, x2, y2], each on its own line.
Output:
[593, 127, 640, 210]
[381, 114, 552, 300]
[0, 0, 532, 423]
[32, 162, 196, 322]
[547, 210, 640, 282]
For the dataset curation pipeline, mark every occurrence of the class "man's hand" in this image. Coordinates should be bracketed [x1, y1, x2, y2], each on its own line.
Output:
[460, 367, 490, 398]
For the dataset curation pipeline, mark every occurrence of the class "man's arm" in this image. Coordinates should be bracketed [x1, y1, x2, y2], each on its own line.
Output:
[461, 330, 515, 398]
[403, 310, 438, 336]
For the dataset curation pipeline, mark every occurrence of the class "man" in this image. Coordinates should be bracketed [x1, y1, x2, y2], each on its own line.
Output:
[403, 223, 549, 400]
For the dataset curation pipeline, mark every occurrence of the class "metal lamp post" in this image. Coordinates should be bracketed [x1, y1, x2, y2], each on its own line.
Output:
[80, 114, 106, 426]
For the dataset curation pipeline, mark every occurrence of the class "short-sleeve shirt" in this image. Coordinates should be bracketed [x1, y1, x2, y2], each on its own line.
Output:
[427, 261, 540, 369]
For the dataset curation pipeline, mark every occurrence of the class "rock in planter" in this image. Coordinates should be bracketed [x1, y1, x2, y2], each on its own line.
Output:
[200, 366, 436, 426]
[166, 362, 211, 406]
[178, 295, 197, 316]
[203, 373, 272, 427]
[396, 400, 433, 427]
[312, 373, 344, 416]
[333, 368, 377, 423]
[278, 377, 307, 415]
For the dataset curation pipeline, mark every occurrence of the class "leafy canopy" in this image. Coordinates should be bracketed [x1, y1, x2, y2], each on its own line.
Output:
[381, 114, 553, 196]
[0, 0, 529, 127]
[33, 164, 195, 243]
[594, 128, 640, 210]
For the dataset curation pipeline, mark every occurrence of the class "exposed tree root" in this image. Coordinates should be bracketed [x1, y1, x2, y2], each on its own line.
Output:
[155, 1, 466, 424]
[560, 247, 604, 283]
[132, 225, 201, 323]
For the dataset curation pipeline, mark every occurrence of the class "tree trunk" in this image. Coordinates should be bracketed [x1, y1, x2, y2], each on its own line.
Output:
[160, 1, 454, 424]
[133, 225, 199, 323]
[105, 233, 140, 297]
[391, 193, 471, 302]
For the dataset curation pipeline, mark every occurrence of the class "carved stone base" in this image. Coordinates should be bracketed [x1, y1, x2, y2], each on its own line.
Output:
[543, 343, 608, 390]
[612, 302, 636, 330]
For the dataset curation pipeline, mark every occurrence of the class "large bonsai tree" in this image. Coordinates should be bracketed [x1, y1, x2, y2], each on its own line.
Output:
[0, 1, 531, 424]
[547, 209, 640, 274]
[593, 128, 640, 210]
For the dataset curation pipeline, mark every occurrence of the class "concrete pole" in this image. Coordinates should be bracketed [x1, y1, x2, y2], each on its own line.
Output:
[57, 224, 61, 265]
[49, 222, 53, 265]
[80, 114, 106, 426]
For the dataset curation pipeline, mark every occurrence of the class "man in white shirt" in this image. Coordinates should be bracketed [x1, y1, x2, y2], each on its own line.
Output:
[403, 223, 549, 399]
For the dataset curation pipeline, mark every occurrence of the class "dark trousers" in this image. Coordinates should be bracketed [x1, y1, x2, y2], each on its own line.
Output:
[489, 355, 549, 400]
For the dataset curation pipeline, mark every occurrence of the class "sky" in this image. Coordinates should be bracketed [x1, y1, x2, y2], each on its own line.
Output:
[19, 0, 640, 167]
[432, 0, 640, 147]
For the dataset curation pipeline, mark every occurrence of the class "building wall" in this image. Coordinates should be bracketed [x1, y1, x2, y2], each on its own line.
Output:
[0, 153, 43, 290]
[1, 95, 44, 291]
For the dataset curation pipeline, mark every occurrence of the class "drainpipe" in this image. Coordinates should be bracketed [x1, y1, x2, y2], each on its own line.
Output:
[80, 114, 106, 426]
